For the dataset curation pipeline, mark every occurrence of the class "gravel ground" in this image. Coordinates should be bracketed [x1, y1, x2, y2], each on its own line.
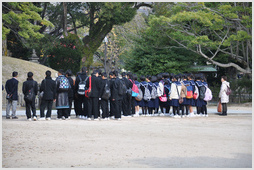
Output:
[2, 113, 252, 168]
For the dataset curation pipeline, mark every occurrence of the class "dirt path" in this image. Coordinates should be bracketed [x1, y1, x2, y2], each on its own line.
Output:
[2, 114, 252, 168]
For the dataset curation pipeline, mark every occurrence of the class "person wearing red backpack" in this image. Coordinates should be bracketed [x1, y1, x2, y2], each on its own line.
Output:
[133, 74, 141, 116]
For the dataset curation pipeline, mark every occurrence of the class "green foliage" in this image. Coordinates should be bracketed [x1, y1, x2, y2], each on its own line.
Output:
[48, 34, 83, 74]
[2, 2, 53, 40]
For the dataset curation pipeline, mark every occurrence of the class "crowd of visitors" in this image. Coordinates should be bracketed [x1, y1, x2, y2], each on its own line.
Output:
[4, 68, 231, 121]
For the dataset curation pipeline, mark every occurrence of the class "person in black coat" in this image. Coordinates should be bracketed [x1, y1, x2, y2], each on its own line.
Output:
[39, 70, 56, 120]
[99, 72, 110, 120]
[86, 70, 101, 120]
[109, 71, 115, 119]
[74, 67, 88, 119]
[127, 72, 135, 116]
[5, 71, 19, 119]
[22, 72, 38, 121]
[66, 69, 74, 119]
[111, 70, 123, 120]
[121, 72, 133, 117]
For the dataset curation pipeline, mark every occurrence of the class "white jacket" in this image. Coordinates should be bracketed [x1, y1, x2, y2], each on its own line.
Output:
[219, 81, 230, 103]
[170, 83, 182, 100]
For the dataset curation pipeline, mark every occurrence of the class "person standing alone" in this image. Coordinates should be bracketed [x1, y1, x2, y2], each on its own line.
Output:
[5, 71, 19, 119]
[22, 72, 38, 121]
[219, 76, 230, 116]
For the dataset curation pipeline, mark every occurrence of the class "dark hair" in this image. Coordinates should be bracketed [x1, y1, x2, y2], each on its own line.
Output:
[92, 70, 99, 75]
[157, 74, 163, 81]
[58, 69, 65, 75]
[140, 75, 146, 81]
[12, 71, 18, 77]
[46, 70, 51, 77]
[121, 72, 126, 77]
[162, 72, 169, 79]
[81, 66, 87, 73]
[27, 72, 33, 78]
[127, 72, 133, 80]
[113, 70, 118, 77]
[146, 75, 151, 80]
[221, 76, 227, 81]
[151, 76, 157, 83]
[109, 71, 114, 76]
[133, 74, 138, 81]
[181, 74, 187, 80]
[66, 69, 72, 76]
[102, 72, 107, 77]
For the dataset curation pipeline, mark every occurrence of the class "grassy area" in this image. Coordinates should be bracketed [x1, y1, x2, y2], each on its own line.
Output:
[2, 56, 58, 94]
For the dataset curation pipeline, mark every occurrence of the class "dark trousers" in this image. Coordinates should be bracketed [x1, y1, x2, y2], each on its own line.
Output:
[197, 107, 202, 115]
[122, 94, 131, 116]
[68, 97, 73, 117]
[74, 97, 79, 116]
[110, 99, 115, 117]
[40, 99, 53, 118]
[201, 105, 207, 115]
[25, 98, 36, 119]
[76, 95, 88, 117]
[131, 97, 135, 115]
[111, 99, 121, 118]
[87, 97, 99, 119]
[57, 109, 69, 118]
[222, 103, 227, 115]
[101, 99, 109, 118]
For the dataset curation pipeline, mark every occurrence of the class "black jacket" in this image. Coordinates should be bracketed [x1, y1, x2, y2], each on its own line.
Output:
[22, 78, 38, 98]
[74, 72, 88, 95]
[5, 78, 19, 100]
[67, 76, 74, 98]
[122, 77, 133, 90]
[40, 76, 56, 100]
[99, 79, 110, 98]
[111, 77, 123, 100]
[86, 75, 101, 98]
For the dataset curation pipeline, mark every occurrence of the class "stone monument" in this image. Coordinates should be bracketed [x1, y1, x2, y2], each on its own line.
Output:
[30, 49, 39, 63]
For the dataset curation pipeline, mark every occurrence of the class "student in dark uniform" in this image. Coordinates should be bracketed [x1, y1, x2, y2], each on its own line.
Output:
[187, 74, 196, 117]
[139, 75, 149, 116]
[99, 72, 110, 120]
[74, 67, 88, 119]
[195, 75, 204, 116]
[122, 72, 133, 117]
[146, 75, 154, 116]
[150, 76, 159, 116]
[86, 70, 101, 120]
[109, 71, 115, 119]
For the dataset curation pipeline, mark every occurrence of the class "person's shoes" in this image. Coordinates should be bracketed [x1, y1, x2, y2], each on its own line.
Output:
[68, 116, 71, 120]
[87, 118, 91, 121]
[6, 116, 11, 119]
[28, 118, 32, 121]
[62, 116, 66, 120]
[12, 116, 18, 119]
[33, 116, 37, 121]
[79, 115, 82, 119]
[181, 115, 185, 118]
[196, 114, 200, 117]
[200, 114, 205, 117]
[46, 117, 51, 121]
[110, 116, 115, 120]
[117, 118, 121, 121]
[94, 118, 99, 121]
[39, 117, 46, 121]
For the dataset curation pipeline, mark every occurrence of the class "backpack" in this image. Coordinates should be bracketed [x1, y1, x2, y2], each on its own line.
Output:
[118, 79, 127, 96]
[204, 86, 213, 101]
[143, 84, 151, 101]
[129, 79, 139, 97]
[135, 85, 143, 101]
[58, 76, 70, 91]
[24, 81, 35, 102]
[226, 85, 232, 95]
[77, 75, 89, 95]
[193, 85, 199, 100]
[101, 81, 111, 100]
[157, 81, 164, 97]
[150, 84, 158, 99]
[186, 85, 193, 99]
[198, 85, 206, 100]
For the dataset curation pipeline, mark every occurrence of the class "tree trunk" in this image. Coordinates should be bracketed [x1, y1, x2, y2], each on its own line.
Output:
[63, 2, 68, 37]
[2, 38, 8, 56]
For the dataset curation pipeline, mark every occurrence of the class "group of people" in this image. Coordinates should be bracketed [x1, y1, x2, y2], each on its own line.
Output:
[4, 67, 230, 121]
